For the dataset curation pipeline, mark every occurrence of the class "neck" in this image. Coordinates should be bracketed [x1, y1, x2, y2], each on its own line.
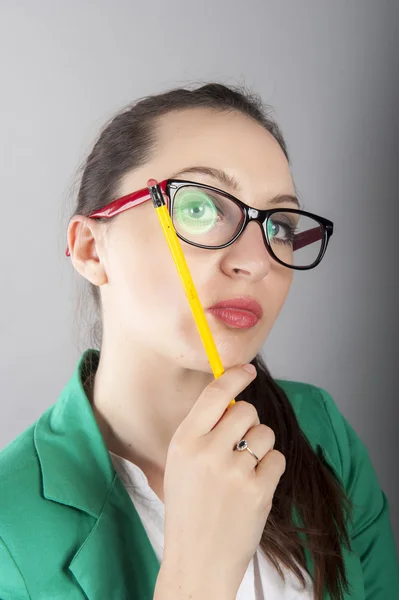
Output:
[88, 340, 214, 482]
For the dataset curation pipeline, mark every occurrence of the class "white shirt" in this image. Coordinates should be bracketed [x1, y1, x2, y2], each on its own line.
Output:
[110, 451, 314, 599]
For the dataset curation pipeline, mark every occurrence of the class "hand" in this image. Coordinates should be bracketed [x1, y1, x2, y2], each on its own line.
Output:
[158, 364, 286, 599]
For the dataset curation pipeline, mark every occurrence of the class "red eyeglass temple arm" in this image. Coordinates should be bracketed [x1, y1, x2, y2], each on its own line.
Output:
[65, 180, 168, 256]
[293, 226, 323, 252]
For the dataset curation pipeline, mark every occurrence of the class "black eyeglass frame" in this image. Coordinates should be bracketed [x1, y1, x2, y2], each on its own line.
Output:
[166, 179, 334, 271]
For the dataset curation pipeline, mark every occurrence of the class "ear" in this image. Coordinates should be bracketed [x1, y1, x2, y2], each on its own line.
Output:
[67, 216, 108, 286]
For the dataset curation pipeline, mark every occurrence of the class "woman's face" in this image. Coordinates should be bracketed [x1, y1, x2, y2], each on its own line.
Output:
[87, 108, 296, 371]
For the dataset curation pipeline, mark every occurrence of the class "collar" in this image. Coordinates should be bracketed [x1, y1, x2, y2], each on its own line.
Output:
[34, 349, 114, 517]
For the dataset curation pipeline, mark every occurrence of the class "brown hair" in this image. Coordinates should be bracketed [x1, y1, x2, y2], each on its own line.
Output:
[68, 82, 353, 600]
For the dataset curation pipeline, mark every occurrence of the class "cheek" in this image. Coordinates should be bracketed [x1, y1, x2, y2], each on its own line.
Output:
[117, 259, 177, 312]
[268, 270, 293, 314]
[108, 236, 193, 328]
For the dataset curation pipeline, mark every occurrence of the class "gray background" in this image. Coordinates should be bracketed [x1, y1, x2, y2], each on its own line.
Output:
[1, 0, 398, 550]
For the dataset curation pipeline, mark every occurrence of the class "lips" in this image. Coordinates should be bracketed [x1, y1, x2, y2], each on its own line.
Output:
[207, 296, 263, 319]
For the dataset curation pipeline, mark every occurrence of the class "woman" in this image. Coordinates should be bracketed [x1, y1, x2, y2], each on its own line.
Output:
[0, 83, 397, 600]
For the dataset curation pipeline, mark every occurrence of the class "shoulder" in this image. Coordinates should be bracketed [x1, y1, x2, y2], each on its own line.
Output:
[0, 406, 56, 542]
[275, 381, 399, 595]
[0, 420, 44, 592]
[0, 403, 96, 595]
[275, 377, 342, 432]
[275, 379, 353, 482]
[275, 378, 385, 509]
[0, 421, 41, 504]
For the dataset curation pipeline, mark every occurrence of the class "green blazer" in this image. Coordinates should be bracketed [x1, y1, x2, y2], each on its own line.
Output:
[0, 350, 398, 599]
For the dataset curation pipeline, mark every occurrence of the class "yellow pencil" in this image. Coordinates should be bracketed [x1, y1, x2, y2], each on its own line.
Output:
[148, 179, 235, 408]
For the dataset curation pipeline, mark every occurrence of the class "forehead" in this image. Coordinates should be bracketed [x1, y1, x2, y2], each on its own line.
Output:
[119, 107, 295, 201]
[157, 108, 289, 176]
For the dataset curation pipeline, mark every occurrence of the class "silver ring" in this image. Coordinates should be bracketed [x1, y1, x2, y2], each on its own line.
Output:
[234, 439, 260, 466]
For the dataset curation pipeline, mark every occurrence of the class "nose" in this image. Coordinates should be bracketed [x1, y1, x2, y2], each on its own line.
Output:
[220, 221, 273, 281]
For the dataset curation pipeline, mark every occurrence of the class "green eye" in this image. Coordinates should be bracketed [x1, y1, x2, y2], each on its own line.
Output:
[267, 219, 279, 239]
[267, 217, 295, 245]
[174, 189, 219, 235]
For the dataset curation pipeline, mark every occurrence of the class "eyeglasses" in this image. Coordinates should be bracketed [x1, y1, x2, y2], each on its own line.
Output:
[66, 178, 334, 270]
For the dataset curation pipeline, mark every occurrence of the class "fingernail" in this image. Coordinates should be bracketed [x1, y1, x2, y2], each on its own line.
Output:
[243, 364, 256, 375]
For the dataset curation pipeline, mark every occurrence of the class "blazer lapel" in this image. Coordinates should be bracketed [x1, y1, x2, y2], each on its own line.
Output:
[68, 474, 161, 600]
[34, 349, 161, 599]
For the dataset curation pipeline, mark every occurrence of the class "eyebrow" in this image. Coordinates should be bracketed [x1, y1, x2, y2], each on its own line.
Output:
[170, 165, 300, 208]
